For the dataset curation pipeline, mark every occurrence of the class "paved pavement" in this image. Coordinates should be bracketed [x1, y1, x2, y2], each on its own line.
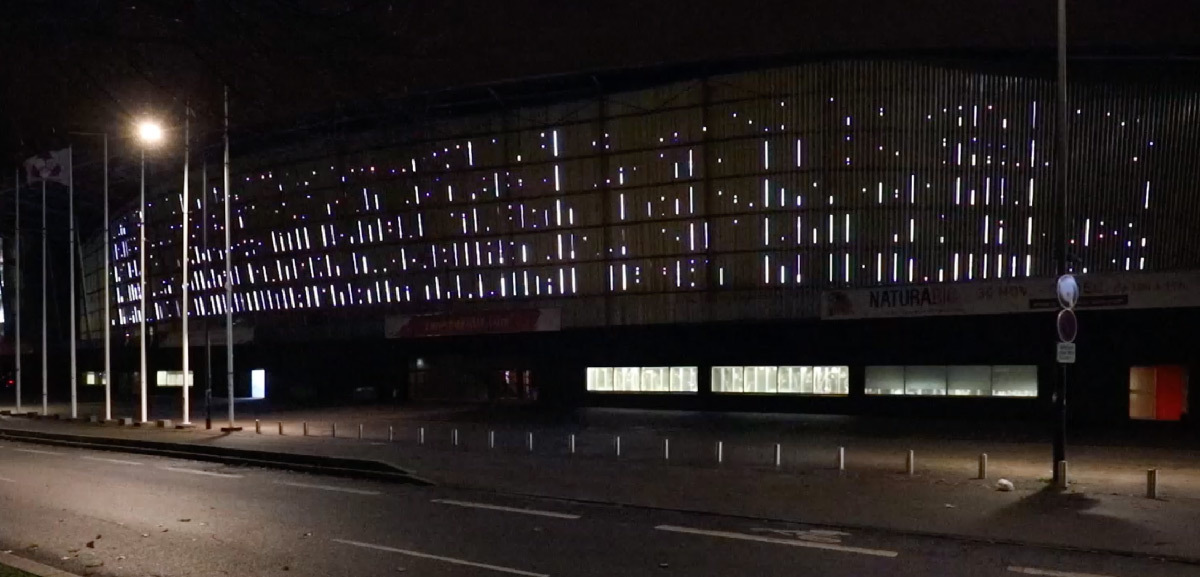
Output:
[1, 436, 1197, 577]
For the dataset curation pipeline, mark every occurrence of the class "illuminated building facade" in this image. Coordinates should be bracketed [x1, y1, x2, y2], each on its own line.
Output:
[78, 58, 1200, 421]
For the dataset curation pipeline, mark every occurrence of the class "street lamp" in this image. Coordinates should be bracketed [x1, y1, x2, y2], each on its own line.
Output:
[135, 118, 163, 424]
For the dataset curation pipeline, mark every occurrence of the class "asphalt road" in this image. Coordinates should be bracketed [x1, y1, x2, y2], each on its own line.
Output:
[0, 440, 1194, 577]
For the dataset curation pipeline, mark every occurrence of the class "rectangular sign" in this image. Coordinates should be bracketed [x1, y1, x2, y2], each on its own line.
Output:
[1056, 342, 1077, 364]
[821, 271, 1200, 320]
[385, 308, 561, 338]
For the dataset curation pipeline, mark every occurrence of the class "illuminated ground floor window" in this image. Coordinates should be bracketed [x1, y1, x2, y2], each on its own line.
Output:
[1130, 365, 1189, 421]
[712, 366, 849, 395]
[587, 366, 698, 393]
[865, 365, 1037, 397]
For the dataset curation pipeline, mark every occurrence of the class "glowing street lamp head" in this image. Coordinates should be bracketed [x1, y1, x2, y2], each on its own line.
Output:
[136, 120, 164, 145]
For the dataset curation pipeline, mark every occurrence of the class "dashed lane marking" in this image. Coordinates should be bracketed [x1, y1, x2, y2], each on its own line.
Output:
[82, 456, 144, 466]
[1008, 567, 1117, 577]
[13, 448, 64, 456]
[275, 480, 380, 495]
[161, 466, 242, 478]
[431, 499, 581, 519]
[332, 538, 550, 577]
[654, 525, 899, 558]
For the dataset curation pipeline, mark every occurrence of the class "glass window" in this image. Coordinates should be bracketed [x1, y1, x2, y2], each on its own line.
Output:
[586, 367, 613, 392]
[904, 366, 947, 396]
[948, 366, 991, 397]
[155, 371, 194, 387]
[712, 366, 744, 393]
[777, 366, 812, 394]
[614, 367, 641, 392]
[813, 366, 849, 395]
[743, 366, 778, 394]
[641, 367, 670, 392]
[865, 366, 905, 395]
[669, 366, 698, 392]
[992, 365, 1038, 397]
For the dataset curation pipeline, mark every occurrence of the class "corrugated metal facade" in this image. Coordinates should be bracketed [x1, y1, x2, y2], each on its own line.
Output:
[80, 59, 1200, 339]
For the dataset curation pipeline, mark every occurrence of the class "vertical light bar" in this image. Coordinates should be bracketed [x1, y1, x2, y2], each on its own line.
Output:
[876, 252, 882, 282]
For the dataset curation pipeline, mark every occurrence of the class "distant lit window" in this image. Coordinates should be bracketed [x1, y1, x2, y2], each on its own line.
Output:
[744, 366, 778, 394]
[83, 372, 106, 386]
[614, 368, 641, 392]
[588, 366, 697, 394]
[641, 367, 670, 392]
[669, 367, 698, 392]
[867, 365, 1036, 398]
[586, 367, 613, 392]
[991, 366, 1038, 397]
[715, 365, 848, 396]
[712, 366, 744, 393]
[905, 366, 947, 396]
[155, 370, 194, 387]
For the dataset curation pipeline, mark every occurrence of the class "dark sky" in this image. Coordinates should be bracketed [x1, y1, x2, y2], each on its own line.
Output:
[0, 0, 1197, 219]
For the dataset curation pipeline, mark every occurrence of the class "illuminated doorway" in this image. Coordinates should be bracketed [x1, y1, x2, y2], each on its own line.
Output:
[1129, 366, 1188, 421]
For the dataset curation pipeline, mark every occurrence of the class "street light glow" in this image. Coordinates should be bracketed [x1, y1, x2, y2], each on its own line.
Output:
[137, 120, 164, 144]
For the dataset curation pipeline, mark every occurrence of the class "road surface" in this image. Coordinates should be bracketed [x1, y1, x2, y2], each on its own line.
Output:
[0, 438, 1192, 576]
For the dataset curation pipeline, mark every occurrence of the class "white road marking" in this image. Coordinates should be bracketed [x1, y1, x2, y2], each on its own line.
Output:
[654, 525, 899, 558]
[431, 499, 580, 519]
[14, 448, 64, 456]
[82, 456, 144, 466]
[161, 466, 242, 478]
[1008, 567, 1116, 577]
[0, 476, 15, 483]
[275, 481, 380, 495]
[333, 538, 549, 577]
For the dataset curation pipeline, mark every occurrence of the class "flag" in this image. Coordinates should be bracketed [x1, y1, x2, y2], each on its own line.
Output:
[24, 148, 71, 185]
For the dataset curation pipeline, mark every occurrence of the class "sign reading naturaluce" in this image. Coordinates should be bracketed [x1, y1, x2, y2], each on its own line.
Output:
[821, 271, 1200, 320]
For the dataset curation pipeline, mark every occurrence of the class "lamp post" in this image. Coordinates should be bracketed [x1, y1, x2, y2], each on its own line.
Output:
[136, 119, 163, 423]
[179, 108, 192, 427]
[1051, 0, 1071, 487]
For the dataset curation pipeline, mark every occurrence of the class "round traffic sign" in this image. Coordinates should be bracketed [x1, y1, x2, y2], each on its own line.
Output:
[1057, 274, 1079, 310]
[1057, 309, 1078, 343]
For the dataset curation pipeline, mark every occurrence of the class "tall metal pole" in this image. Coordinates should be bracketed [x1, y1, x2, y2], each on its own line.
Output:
[222, 86, 239, 431]
[1052, 0, 1070, 482]
[139, 149, 148, 423]
[202, 161, 212, 429]
[69, 146, 77, 419]
[13, 169, 20, 413]
[103, 135, 111, 422]
[181, 107, 191, 426]
[41, 178, 47, 416]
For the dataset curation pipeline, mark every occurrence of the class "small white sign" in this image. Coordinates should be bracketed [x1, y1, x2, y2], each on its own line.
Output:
[1056, 342, 1077, 364]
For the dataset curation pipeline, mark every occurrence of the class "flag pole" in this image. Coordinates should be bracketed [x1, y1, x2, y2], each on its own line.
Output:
[69, 146, 77, 419]
[202, 160, 212, 429]
[41, 177, 47, 416]
[181, 106, 191, 426]
[13, 168, 20, 414]
[221, 86, 239, 431]
[103, 134, 111, 422]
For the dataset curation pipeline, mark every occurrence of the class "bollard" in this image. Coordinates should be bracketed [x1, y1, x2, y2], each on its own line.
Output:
[978, 453, 988, 479]
[1147, 469, 1159, 499]
[774, 443, 782, 469]
[615, 435, 622, 457]
[488, 430, 495, 449]
[527, 432, 534, 452]
[663, 438, 670, 461]
[278, 421, 283, 435]
[388, 425, 394, 442]
[255, 419, 261, 434]
[453, 428, 459, 446]
[837, 446, 845, 471]
[716, 441, 724, 464]
[569, 434, 576, 455]
[358, 424, 363, 440]
[419, 427, 426, 445]
[303, 422, 308, 436]
[906, 450, 915, 476]
[332, 423, 337, 438]
[1056, 460, 1069, 489]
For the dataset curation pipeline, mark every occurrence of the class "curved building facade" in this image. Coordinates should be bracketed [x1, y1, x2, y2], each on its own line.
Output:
[78, 57, 1200, 421]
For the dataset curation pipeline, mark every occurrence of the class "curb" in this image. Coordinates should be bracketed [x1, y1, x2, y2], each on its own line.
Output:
[0, 428, 434, 486]
[1, 553, 84, 577]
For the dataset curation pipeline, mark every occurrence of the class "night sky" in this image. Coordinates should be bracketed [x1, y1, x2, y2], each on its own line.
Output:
[0, 0, 1197, 225]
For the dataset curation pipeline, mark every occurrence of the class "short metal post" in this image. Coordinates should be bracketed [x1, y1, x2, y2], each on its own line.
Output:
[716, 441, 723, 464]
[255, 419, 261, 434]
[388, 425, 394, 442]
[569, 434, 576, 454]
[419, 427, 425, 445]
[837, 446, 845, 471]
[331, 423, 337, 438]
[1056, 460, 1069, 489]
[774, 443, 782, 468]
[303, 422, 308, 436]
[615, 435, 621, 457]
[526, 431, 534, 452]
[906, 450, 915, 476]
[488, 430, 495, 449]
[1147, 468, 1159, 499]
[663, 438, 670, 461]
[453, 428, 459, 446]
[978, 453, 988, 479]
[358, 423, 363, 440]
[277, 421, 283, 435]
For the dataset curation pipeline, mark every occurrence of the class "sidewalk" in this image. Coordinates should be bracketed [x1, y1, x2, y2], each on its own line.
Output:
[2, 407, 1200, 562]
